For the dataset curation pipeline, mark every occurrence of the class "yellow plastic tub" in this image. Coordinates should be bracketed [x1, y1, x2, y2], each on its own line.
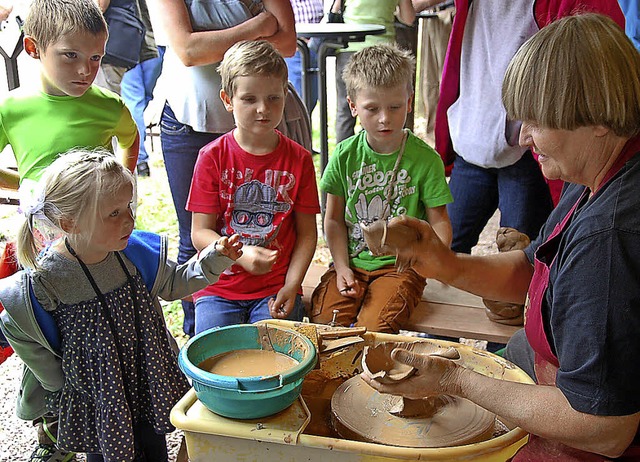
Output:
[171, 320, 533, 462]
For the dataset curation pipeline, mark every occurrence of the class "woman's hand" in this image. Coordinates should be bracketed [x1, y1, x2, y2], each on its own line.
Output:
[268, 283, 298, 318]
[360, 345, 462, 400]
[236, 245, 278, 275]
[389, 215, 455, 280]
[214, 234, 243, 261]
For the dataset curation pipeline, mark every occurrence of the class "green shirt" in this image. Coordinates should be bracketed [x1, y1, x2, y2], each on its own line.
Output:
[0, 85, 137, 183]
[342, 0, 400, 52]
[321, 130, 453, 271]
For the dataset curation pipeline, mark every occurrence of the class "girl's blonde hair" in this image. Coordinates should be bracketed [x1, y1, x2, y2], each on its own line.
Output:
[17, 149, 135, 270]
[502, 13, 640, 137]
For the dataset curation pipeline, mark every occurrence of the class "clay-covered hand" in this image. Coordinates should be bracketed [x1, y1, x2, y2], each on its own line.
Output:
[268, 283, 298, 319]
[360, 344, 462, 400]
[387, 215, 454, 279]
[335, 266, 363, 299]
[214, 234, 243, 261]
[236, 245, 278, 275]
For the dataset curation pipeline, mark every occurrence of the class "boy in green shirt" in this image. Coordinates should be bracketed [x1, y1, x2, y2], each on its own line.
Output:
[0, 0, 138, 197]
[311, 44, 452, 333]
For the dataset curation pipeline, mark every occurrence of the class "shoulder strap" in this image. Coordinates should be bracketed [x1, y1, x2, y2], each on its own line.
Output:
[121, 229, 164, 293]
[0, 272, 61, 353]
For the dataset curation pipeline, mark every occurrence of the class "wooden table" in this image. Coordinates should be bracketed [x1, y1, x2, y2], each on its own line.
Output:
[301, 264, 520, 345]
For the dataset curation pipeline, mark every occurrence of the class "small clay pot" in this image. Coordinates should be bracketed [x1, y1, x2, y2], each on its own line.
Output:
[360, 219, 419, 256]
[362, 342, 460, 385]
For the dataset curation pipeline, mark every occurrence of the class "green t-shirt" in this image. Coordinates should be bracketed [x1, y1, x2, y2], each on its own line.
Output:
[320, 130, 453, 271]
[0, 85, 137, 183]
[342, 0, 400, 52]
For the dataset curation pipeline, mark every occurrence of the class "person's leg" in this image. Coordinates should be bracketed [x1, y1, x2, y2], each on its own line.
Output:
[246, 294, 306, 324]
[285, 51, 304, 103]
[504, 328, 536, 381]
[94, 63, 126, 95]
[356, 267, 426, 333]
[121, 64, 149, 166]
[420, 8, 454, 145]
[194, 296, 247, 333]
[497, 151, 554, 242]
[134, 421, 168, 462]
[447, 155, 500, 253]
[310, 266, 366, 328]
[335, 51, 356, 143]
[160, 102, 221, 337]
[86, 454, 104, 462]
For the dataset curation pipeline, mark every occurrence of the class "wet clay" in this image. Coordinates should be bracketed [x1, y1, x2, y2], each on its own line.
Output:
[331, 376, 496, 448]
[198, 349, 298, 377]
[360, 219, 419, 271]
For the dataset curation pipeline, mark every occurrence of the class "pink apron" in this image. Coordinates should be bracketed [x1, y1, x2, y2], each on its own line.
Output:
[513, 142, 640, 461]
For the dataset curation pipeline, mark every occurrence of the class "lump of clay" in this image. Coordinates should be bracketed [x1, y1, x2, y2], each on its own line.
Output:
[362, 341, 460, 385]
[483, 227, 530, 326]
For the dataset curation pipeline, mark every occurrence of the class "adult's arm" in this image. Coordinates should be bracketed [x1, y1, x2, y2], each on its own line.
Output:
[396, 0, 416, 26]
[94, 0, 109, 12]
[261, 0, 296, 57]
[391, 215, 533, 303]
[411, 0, 447, 12]
[363, 350, 640, 458]
[158, 0, 291, 66]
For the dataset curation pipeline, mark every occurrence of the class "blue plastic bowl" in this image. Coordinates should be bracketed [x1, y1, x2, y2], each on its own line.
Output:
[178, 324, 317, 419]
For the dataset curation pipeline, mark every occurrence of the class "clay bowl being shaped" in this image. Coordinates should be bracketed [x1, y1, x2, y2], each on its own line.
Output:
[362, 341, 460, 385]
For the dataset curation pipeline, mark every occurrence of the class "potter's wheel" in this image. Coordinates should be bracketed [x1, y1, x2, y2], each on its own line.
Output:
[330, 376, 496, 448]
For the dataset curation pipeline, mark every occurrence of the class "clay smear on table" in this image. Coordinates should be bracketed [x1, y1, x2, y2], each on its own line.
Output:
[198, 349, 298, 377]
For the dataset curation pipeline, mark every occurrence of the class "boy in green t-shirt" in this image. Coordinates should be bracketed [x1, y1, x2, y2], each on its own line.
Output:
[0, 0, 139, 197]
[311, 44, 453, 333]
[0, 1, 138, 461]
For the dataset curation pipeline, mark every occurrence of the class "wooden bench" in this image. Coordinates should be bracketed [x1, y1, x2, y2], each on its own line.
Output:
[301, 264, 520, 344]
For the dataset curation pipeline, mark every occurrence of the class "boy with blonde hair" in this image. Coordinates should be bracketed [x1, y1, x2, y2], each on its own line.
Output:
[187, 40, 320, 333]
[0, 0, 139, 196]
[311, 44, 453, 333]
[0, 1, 138, 460]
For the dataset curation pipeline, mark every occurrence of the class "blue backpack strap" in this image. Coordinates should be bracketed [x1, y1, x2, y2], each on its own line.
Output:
[29, 281, 61, 353]
[122, 229, 162, 292]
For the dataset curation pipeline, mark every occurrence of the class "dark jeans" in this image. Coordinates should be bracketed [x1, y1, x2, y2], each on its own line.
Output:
[86, 421, 168, 462]
[504, 328, 536, 381]
[335, 51, 356, 143]
[447, 152, 553, 253]
[159, 102, 222, 337]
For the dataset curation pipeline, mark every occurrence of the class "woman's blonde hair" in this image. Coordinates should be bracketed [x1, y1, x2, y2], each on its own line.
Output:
[502, 13, 640, 137]
[343, 44, 415, 101]
[218, 40, 288, 98]
[17, 149, 135, 270]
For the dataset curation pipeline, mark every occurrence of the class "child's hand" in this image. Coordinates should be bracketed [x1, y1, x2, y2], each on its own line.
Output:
[335, 267, 363, 299]
[268, 284, 298, 319]
[215, 234, 243, 261]
[236, 245, 278, 275]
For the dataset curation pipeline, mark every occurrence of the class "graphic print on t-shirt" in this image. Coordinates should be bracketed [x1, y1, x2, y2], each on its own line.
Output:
[344, 161, 416, 256]
[226, 179, 291, 246]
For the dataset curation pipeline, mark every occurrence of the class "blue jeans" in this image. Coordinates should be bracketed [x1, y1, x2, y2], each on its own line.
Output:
[194, 294, 306, 334]
[121, 46, 166, 164]
[447, 152, 553, 253]
[285, 38, 320, 112]
[159, 102, 222, 337]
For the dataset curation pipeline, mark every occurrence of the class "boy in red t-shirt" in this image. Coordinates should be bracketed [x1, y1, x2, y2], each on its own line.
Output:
[187, 40, 320, 334]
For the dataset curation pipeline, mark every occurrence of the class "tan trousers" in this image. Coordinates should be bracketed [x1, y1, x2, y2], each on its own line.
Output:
[419, 7, 455, 145]
[310, 265, 426, 333]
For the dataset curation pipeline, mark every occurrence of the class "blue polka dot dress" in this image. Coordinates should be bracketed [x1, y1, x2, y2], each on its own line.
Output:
[46, 271, 189, 461]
